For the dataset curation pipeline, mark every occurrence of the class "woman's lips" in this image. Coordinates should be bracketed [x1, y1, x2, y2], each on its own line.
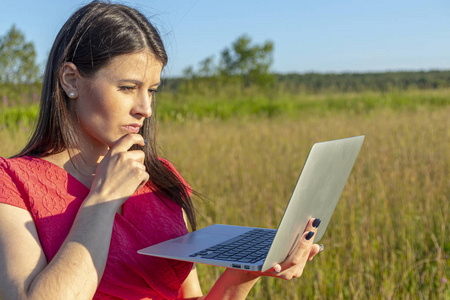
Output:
[123, 124, 141, 134]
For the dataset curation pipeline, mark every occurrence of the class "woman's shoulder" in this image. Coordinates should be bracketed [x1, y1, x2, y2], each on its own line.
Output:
[0, 156, 44, 172]
[0, 156, 54, 184]
[0, 156, 40, 210]
[158, 157, 175, 169]
[1, 155, 41, 163]
[156, 157, 192, 196]
[0, 156, 24, 171]
[158, 157, 183, 178]
[160, 156, 191, 173]
[158, 157, 189, 184]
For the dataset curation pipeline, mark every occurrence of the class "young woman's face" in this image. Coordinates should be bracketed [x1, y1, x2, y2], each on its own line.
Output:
[73, 51, 162, 149]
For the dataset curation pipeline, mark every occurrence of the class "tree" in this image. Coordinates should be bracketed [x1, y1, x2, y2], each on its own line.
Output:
[219, 34, 274, 87]
[179, 34, 275, 94]
[197, 56, 216, 78]
[0, 24, 40, 84]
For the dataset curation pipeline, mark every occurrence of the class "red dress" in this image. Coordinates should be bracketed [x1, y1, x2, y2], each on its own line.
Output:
[0, 156, 193, 300]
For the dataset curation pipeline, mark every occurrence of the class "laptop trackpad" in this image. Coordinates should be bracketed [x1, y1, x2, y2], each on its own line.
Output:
[170, 232, 222, 244]
[168, 224, 254, 247]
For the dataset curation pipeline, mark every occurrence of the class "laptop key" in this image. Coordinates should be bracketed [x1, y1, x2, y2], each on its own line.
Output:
[191, 229, 276, 262]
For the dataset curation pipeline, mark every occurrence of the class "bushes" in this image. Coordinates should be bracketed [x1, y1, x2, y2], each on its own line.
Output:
[2, 88, 449, 129]
[0, 104, 39, 129]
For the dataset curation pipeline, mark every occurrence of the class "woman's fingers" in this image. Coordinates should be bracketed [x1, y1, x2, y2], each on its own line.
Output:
[285, 218, 321, 260]
[107, 134, 146, 170]
[109, 134, 145, 155]
[307, 243, 324, 261]
[136, 165, 150, 191]
[269, 218, 322, 280]
[91, 134, 148, 200]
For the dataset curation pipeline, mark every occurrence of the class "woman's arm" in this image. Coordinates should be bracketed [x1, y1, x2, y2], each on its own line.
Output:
[0, 134, 148, 300]
[0, 198, 117, 300]
[178, 218, 322, 300]
[178, 265, 203, 299]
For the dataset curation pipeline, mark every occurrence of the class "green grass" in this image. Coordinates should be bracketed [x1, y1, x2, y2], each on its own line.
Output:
[0, 89, 448, 299]
[1, 88, 448, 129]
[156, 88, 450, 121]
[0, 104, 39, 130]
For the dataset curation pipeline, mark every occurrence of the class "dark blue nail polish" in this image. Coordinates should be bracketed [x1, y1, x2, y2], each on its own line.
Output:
[305, 231, 315, 241]
[143, 139, 147, 145]
[312, 218, 321, 228]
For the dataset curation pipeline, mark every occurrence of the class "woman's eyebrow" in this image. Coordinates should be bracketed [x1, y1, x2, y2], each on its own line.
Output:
[118, 79, 160, 87]
[118, 79, 142, 85]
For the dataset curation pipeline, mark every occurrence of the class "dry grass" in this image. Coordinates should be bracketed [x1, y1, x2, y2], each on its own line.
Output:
[158, 108, 449, 299]
[1, 107, 448, 299]
[0, 127, 33, 158]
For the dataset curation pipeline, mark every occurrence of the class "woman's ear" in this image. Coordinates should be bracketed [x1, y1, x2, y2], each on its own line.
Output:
[60, 62, 80, 99]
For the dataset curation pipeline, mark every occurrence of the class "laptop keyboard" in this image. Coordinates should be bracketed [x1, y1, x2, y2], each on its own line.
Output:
[189, 229, 276, 263]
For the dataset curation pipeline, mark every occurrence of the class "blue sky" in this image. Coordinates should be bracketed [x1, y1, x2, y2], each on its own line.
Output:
[1, 0, 449, 77]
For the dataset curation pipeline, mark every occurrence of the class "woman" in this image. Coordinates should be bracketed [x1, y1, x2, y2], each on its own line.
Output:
[0, 1, 323, 299]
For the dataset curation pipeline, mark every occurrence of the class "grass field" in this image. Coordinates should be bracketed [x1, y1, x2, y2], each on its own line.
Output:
[0, 90, 449, 299]
[158, 108, 449, 299]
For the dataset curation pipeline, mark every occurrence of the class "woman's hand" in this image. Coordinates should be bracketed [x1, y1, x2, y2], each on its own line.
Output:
[89, 134, 148, 205]
[199, 218, 324, 299]
[260, 217, 323, 280]
[233, 217, 323, 281]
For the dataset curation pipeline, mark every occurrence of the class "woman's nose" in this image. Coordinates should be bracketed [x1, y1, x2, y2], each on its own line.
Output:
[133, 93, 152, 118]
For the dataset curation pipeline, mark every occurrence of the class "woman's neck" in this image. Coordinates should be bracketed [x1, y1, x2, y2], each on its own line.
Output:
[43, 149, 102, 189]
[43, 149, 124, 216]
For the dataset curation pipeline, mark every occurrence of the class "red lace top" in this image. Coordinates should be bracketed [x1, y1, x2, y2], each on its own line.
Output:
[0, 156, 193, 300]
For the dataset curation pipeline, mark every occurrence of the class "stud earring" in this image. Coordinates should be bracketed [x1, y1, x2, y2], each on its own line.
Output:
[68, 91, 77, 99]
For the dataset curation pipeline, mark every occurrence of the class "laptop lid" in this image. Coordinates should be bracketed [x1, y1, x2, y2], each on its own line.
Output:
[262, 135, 365, 271]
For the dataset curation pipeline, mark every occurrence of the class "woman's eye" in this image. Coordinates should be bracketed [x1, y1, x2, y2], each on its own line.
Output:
[149, 89, 159, 96]
[119, 86, 136, 92]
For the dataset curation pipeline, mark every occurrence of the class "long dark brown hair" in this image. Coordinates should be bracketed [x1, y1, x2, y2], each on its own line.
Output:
[14, 0, 197, 230]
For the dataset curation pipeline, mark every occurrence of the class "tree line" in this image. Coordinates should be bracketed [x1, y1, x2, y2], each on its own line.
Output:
[1, 25, 450, 106]
[273, 70, 450, 93]
[162, 69, 450, 95]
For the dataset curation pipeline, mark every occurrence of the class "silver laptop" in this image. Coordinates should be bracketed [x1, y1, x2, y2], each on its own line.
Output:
[138, 135, 364, 272]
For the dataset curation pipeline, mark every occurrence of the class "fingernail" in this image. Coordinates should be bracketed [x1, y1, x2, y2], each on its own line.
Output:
[319, 244, 324, 253]
[274, 265, 281, 273]
[143, 139, 147, 145]
[312, 218, 321, 228]
[305, 231, 315, 241]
